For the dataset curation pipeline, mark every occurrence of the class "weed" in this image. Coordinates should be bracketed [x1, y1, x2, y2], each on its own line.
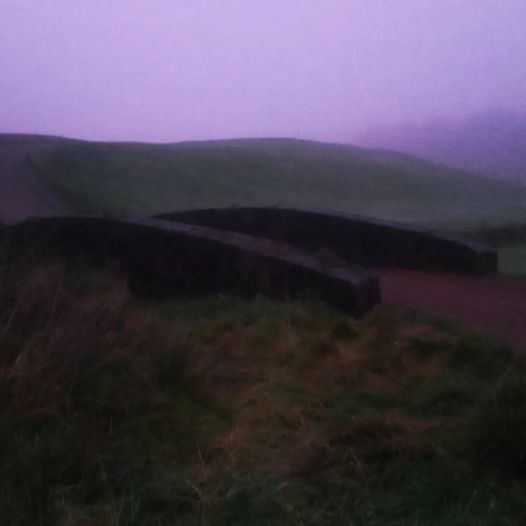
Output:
[0, 262, 525, 524]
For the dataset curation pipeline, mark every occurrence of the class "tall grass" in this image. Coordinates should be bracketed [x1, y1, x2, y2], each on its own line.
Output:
[0, 262, 525, 525]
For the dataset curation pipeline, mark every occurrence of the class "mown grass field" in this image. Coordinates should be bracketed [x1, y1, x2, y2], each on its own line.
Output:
[1, 262, 526, 525]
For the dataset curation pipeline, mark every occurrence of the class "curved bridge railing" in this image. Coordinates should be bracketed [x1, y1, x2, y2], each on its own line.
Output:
[3, 216, 381, 317]
[159, 207, 497, 274]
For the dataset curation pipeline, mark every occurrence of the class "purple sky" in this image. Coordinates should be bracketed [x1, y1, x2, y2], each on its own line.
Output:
[1, 0, 526, 143]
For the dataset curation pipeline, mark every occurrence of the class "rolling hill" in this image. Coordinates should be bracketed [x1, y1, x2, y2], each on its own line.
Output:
[2, 133, 525, 234]
[358, 109, 526, 182]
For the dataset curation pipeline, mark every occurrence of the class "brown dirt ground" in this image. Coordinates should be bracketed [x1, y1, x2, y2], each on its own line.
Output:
[375, 268, 526, 351]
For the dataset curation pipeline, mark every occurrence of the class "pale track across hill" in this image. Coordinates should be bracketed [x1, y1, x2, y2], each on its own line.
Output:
[0, 141, 71, 224]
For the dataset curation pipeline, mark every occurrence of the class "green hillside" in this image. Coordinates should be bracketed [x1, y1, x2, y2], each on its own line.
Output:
[28, 137, 526, 231]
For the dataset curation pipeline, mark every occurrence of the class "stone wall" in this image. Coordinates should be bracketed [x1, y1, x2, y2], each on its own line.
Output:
[159, 207, 497, 274]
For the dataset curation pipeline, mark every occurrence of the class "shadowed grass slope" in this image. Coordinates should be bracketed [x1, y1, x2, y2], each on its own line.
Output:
[1, 262, 526, 525]
[26, 137, 526, 230]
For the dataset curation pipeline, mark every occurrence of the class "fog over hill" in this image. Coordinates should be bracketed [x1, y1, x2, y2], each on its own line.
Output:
[357, 110, 526, 182]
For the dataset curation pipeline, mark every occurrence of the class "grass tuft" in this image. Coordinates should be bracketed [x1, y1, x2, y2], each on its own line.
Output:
[0, 261, 525, 524]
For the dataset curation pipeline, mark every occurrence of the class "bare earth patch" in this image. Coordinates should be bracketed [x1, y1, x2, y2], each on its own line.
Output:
[377, 268, 526, 351]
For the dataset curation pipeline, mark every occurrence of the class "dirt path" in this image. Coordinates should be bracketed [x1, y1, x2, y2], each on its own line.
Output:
[0, 141, 71, 224]
[376, 268, 526, 351]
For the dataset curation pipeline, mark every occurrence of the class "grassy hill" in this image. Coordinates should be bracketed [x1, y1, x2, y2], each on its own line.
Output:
[1, 261, 526, 525]
[24, 136, 526, 232]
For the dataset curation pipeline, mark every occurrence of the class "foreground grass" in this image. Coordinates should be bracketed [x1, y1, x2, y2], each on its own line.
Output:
[1, 264, 526, 525]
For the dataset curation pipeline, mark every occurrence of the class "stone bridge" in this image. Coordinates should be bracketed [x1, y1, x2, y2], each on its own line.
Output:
[159, 207, 497, 274]
[2, 209, 498, 318]
[3, 216, 381, 317]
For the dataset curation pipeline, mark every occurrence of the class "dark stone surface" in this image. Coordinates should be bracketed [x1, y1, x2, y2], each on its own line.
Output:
[0, 224, 6, 267]
[4, 216, 381, 317]
[158, 207, 498, 274]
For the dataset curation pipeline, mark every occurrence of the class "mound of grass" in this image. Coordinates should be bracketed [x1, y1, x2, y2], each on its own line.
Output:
[1, 263, 525, 525]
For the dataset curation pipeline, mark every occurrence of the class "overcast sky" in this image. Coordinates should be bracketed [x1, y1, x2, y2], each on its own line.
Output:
[1, 0, 525, 143]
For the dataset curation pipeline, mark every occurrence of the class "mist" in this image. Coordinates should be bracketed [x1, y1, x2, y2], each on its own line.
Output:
[1, 0, 526, 143]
